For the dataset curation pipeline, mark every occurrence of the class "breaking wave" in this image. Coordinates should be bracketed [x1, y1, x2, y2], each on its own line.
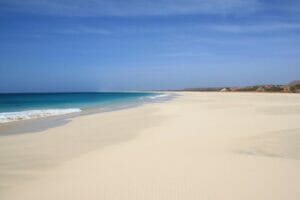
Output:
[0, 108, 81, 124]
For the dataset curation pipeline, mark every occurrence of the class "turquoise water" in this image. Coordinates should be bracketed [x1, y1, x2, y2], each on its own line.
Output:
[0, 92, 167, 123]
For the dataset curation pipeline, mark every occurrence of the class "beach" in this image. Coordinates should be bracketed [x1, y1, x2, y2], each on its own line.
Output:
[1, 92, 300, 200]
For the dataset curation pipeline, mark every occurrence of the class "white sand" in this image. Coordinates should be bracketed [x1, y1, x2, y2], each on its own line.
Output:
[1, 92, 300, 200]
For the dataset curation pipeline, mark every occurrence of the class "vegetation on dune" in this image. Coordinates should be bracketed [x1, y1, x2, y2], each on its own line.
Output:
[180, 80, 300, 93]
[234, 86, 259, 92]
[263, 86, 284, 92]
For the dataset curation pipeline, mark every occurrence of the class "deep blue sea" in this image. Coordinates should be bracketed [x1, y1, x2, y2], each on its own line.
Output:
[0, 92, 169, 123]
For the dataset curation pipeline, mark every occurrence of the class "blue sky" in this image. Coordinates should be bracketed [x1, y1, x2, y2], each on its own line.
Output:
[0, 0, 300, 92]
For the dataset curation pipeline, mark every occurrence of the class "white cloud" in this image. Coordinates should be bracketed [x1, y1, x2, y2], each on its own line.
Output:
[1, 0, 259, 16]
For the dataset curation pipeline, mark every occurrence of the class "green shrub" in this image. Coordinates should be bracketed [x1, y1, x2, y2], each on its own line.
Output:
[264, 86, 284, 92]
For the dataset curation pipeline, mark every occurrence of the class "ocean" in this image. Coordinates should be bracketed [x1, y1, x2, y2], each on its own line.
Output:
[0, 92, 169, 123]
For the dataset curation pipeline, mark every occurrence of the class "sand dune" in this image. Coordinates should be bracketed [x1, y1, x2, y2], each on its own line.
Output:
[1, 92, 300, 200]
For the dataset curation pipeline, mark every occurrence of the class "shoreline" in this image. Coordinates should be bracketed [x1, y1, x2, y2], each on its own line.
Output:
[0, 92, 171, 124]
[1, 92, 300, 200]
[0, 92, 175, 136]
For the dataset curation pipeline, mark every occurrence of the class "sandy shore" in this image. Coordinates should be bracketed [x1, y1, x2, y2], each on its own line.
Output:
[1, 92, 300, 200]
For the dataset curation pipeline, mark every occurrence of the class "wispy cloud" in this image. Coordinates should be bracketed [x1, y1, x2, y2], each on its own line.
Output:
[208, 22, 300, 33]
[158, 52, 212, 57]
[1, 0, 259, 16]
[55, 27, 111, 35]
[112, 21, 300, 36]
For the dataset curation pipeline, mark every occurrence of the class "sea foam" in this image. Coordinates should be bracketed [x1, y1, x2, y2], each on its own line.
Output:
[140, 93, 170, 100]
[148, 94, 170, 99]
[0, 108, 81, 124]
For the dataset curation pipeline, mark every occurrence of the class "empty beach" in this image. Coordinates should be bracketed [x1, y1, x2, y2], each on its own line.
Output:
[1, 92, 300, 200]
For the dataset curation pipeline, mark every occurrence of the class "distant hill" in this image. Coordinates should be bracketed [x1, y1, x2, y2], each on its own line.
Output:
[182, 87, 223, 92]
[179, 80, 300, 93]
[288, 80, 300, 93]
[289, 80, 300, 86]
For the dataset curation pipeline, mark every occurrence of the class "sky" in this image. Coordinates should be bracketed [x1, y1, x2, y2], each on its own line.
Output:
[0, 0, 300, 92]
